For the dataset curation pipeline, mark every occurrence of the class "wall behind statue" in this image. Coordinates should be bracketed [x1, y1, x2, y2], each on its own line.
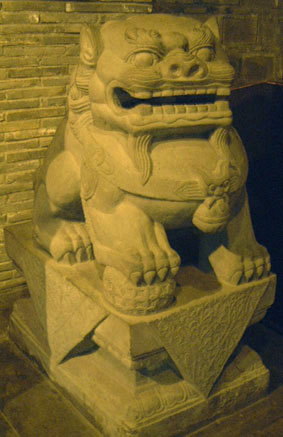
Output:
[0, 0, 282, 331]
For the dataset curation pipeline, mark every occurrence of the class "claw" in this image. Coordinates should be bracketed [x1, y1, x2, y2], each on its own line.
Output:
[230, 270, 243, 285]
[76, 247, 87, 263]
[62, 252, 76, 265]
[170, 266, 179, 277]
[243, 258, 254, 281]
[256, 264, 264, 278]
[254, 258, 264, 278]
[130, 271, 142, 285]
[86, 245, 94, 260]
[144, 271, 156, 285]
[266, 254, 271, 271]
[157, 267, 168, 281]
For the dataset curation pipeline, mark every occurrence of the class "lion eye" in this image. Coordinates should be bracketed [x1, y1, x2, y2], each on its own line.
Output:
[194, 47, 215, 62]
[129, 51, 160, 67]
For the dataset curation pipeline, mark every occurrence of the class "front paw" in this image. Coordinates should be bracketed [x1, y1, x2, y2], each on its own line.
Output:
[93, 221, 180, 286]
[49, 222, 94, 264]
[209, 244, 271, 285]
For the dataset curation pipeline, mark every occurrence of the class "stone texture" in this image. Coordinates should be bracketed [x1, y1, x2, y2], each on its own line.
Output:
[65, 2, 152, 13]
[3, 381, 99, 437]
[0, 4, 282, 297]
[0, 308, 11, 340]
[149, 277, 272, 396]
[189, 385, 283, 436]
[30, 15, 272, 320]
[1, 325, 282, 437]
[223, 16, 258, 44]
[241, 0, 277, 7]
[244, 324, 283, 391]
[5, 223, 108, 366]
[0, 340, 42, 408]
[202, 0, 239, 3]
[1, 1, 65, 12]
[8, 66, 69, 79]
[242, 56, 274, 82]
[9, 297, 270, 437]
[259, 15, 279, 48]
[0, 413, 17, 437]
[0, 9, 280, 437]
[5, 221, 276, 436]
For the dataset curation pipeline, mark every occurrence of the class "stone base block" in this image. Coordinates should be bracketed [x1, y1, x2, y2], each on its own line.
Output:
[5, 223, 276, 436]
[10, 297, 269, 437]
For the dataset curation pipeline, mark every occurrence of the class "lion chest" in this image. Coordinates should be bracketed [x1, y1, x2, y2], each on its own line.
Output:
[146, 136, 240, 201]
[84, 132, 245, 205]
[150, 138, 220, 182]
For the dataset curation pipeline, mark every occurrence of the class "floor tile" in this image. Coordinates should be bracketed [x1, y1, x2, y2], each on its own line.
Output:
[0, 412, 18, 436]
[0, 309, 11, 341]
[244, 324, 283, 390]
[252, 417, 283, 436]
[3, 380, 100, 437]
[0, 341, 42, 409]
[189, 385, 283, 437]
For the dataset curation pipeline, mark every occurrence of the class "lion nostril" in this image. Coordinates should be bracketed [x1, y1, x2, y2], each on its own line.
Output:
[185, 64, 200, 77]
[169, 64, 181, 75]
[191, 65, 200, 75]
[164, 57, 204, 79]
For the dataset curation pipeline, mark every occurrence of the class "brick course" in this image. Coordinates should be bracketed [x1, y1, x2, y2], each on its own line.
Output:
[0, 0, 282, 311]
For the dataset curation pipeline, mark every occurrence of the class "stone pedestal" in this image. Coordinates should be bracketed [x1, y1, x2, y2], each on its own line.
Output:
[5, 223, 276, 436]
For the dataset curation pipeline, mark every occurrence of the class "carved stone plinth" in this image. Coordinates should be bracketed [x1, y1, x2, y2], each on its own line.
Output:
[5, 223, 276, 436]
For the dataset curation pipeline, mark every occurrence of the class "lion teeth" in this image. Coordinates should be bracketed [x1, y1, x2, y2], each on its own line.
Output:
[164, 105, 175, 114]
[173, 89, 184, 96]
[138, 104, 153, 115]
[153, 106, 163, 114]
[132, 87, 231, 100]
[134, 101, 229, 116]
[134, 91, 152, 99]
[186, 105, 197, 113]
[161, 90, 173, 97]
[217, 88, 231, 96]
[184, 89, 196, 95]
[216, 100, 229, 111]
[198, 105, 208, 112]
[152, 91, 162, 97]
[176, 105, 186, 113]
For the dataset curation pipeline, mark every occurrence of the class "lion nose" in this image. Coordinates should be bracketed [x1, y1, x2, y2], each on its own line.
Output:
[161, 54, 205, 80]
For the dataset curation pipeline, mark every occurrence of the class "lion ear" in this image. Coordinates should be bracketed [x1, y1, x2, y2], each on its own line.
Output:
[204, 17, 220, 40]
[80, 25, 99, 67]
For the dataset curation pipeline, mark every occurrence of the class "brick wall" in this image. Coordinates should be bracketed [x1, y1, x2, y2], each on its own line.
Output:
[0, 0, 153, 316]
[153, 0, 283, 85]
[0, 0, 282, 323]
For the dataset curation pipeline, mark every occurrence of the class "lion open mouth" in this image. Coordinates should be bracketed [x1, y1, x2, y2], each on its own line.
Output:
[115, 88, 217, 109]
[108, 85, 232, 130]
[113, 87, 230, 117]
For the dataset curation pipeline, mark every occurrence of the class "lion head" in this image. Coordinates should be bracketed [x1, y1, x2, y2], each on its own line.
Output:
[69, 15, 234, 134]
[68, 15, 235, 183]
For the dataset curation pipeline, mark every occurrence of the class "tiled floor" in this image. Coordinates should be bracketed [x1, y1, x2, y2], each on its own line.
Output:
[0, 340, 100, 436]
[0, 323, 282, 437]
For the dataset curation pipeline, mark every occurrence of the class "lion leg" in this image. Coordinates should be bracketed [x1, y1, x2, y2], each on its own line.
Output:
[81, 175, 180, 285]
[33, 151, 93, 264]
[199, 188, 271, 285]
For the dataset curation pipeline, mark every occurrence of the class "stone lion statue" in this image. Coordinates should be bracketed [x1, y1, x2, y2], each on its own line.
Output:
[33, 14, 270, 313]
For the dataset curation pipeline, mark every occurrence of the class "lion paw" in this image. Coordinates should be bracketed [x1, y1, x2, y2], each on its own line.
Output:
[209, 244, 271, 285]
[49, 222, 94, 265]
[93, 221, 180, 286]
